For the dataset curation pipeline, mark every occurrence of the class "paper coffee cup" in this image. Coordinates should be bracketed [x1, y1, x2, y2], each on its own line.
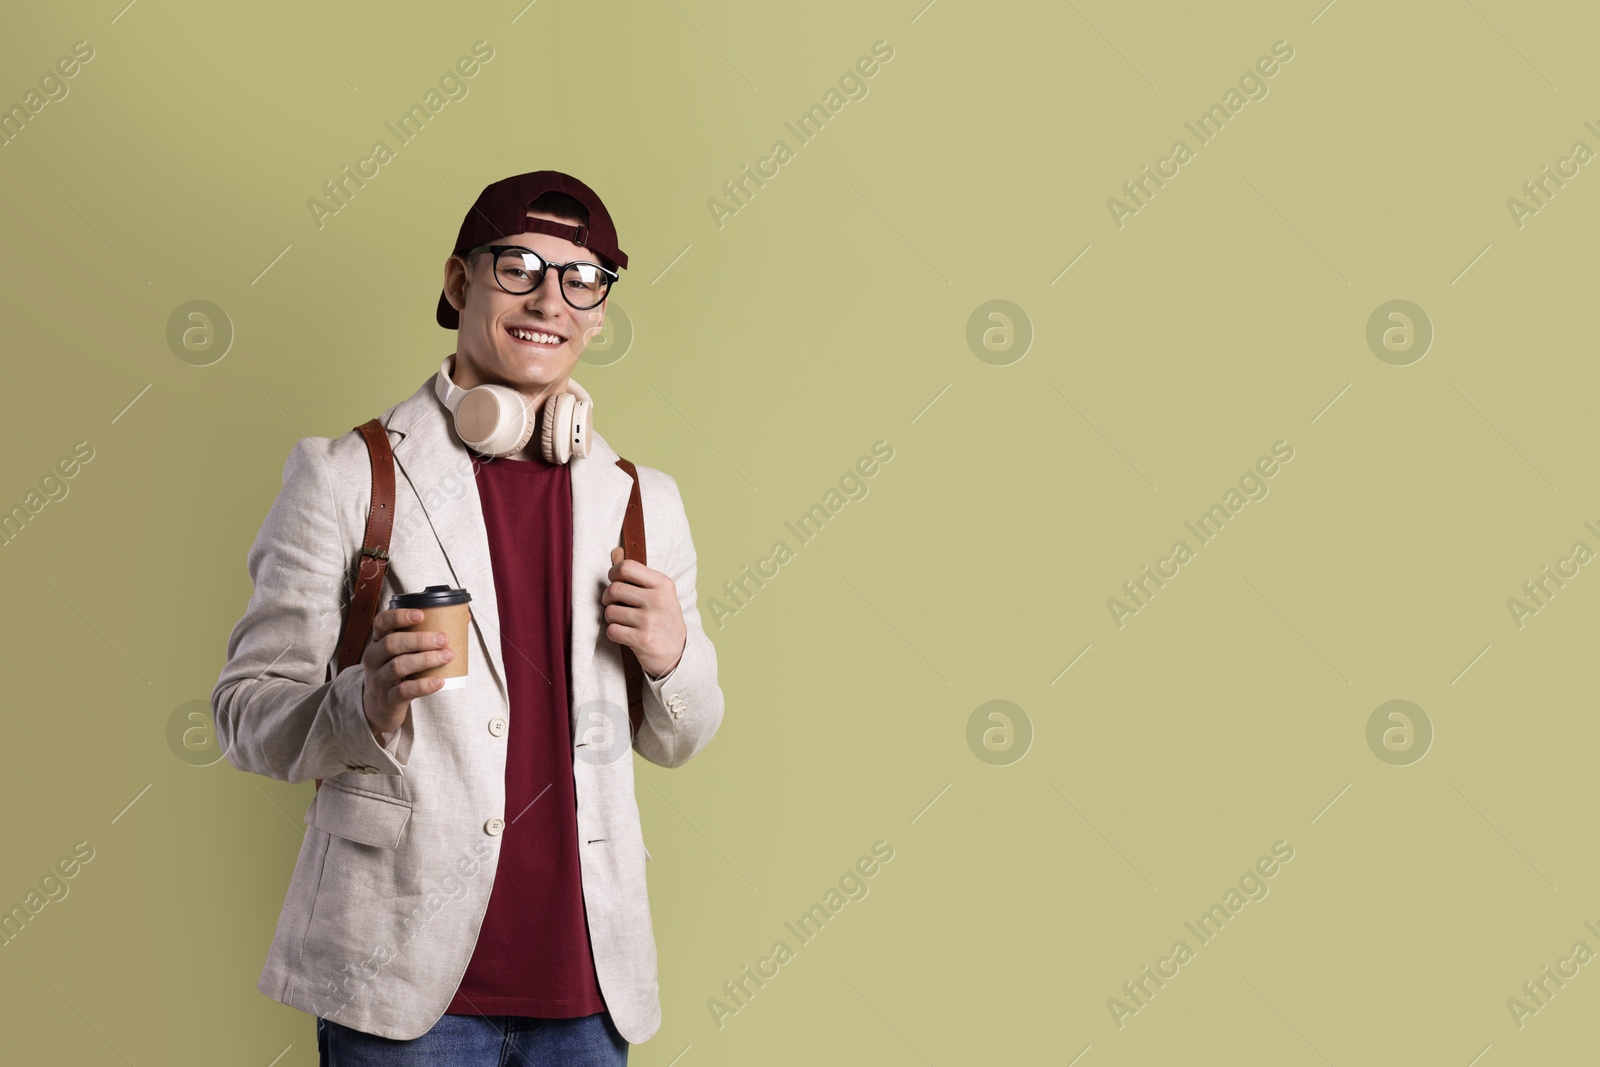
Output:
[390, 585, 472, 691]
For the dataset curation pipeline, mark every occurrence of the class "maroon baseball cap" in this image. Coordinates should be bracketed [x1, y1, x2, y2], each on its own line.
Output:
[436, 170, 629, 330]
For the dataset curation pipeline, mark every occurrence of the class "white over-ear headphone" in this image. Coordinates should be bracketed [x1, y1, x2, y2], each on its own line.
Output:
[434, 355, 594, 462]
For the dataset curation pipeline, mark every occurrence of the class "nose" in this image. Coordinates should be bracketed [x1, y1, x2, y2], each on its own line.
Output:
[522, 265, 566, 316]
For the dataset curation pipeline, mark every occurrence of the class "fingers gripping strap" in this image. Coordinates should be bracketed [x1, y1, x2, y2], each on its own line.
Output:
[319, 419, 396, 793]
[615, 458, 648, 738]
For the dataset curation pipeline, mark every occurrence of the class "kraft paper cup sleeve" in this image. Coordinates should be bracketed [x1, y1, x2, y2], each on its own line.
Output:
[389, 586, 472, 692]
[410, 603, 470, 690]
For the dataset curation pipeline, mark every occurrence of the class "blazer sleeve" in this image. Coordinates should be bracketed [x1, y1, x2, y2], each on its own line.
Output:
[631, 471, 725, 769]
[211, 436, 414, 784]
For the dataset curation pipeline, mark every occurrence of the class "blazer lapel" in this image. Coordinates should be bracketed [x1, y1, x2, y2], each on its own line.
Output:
[383, 372, 635, 730]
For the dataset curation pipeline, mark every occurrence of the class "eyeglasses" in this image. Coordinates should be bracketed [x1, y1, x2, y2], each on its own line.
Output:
[466, 244, 617, 311]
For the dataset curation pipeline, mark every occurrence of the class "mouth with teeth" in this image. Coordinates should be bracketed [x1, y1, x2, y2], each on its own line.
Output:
[505, 325, 566, 349]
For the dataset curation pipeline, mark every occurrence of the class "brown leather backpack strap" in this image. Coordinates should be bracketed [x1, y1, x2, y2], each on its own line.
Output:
[614, 458, 648, 738]
[336, 419, 398, 672]
[318, 419, 396, 792]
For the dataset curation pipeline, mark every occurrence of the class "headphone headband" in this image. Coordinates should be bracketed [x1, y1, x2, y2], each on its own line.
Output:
[434, 355, 466, 411]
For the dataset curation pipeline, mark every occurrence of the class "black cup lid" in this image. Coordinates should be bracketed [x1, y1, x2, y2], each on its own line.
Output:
[390, 584, 472, 609]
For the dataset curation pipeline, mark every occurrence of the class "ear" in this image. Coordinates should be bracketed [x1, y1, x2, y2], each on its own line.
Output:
[443, 255, 470, 313]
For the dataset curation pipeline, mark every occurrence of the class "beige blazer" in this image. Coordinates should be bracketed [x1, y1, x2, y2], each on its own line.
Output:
[210, 372, 724, 1042]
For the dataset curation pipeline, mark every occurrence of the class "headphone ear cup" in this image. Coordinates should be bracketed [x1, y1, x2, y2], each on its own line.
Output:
[457, 384, 537, 458]
[540, 390, 575, 464]
[568, 396, 592, 459]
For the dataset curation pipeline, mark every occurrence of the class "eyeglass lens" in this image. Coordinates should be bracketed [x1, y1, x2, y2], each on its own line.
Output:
[493, 248, 610, 309]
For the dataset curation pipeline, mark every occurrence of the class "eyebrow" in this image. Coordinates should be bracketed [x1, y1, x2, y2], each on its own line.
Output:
[505, 245, 601, 264]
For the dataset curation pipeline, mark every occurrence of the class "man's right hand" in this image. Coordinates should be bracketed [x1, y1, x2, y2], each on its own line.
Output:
[362, 608, 452, 738]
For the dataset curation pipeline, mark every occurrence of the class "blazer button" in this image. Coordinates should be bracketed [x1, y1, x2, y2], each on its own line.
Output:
[484, 817, 505, 836]
[488, 717, 507, 736]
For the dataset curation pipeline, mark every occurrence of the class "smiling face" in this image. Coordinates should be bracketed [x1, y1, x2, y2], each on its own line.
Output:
[441, 210, 611, 395]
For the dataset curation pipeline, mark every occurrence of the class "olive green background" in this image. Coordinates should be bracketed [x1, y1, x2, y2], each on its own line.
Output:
[3, 0, 1598, 1063]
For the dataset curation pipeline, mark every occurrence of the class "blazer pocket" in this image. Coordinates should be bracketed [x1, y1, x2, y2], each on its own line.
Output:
[308, 780, 413, 849]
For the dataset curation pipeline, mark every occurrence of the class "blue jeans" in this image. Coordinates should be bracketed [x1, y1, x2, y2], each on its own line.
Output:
[317, 1011, 628, 1066]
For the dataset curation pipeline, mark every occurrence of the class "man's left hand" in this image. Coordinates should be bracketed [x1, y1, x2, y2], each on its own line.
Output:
[604, 546, 686, 679]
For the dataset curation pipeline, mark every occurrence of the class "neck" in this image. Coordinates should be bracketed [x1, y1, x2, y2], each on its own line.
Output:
[449, 351, 569, 400]
[448, 353, 571, 449]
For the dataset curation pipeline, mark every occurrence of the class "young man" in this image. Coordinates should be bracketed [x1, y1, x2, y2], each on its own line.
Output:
[211, 171, 725, 1066]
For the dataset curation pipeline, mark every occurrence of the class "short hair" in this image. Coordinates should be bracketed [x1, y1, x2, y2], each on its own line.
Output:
[526, 191, 619, 275]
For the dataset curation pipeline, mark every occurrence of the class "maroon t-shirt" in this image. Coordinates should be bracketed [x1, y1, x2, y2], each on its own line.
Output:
[444, 450, 606, 1018]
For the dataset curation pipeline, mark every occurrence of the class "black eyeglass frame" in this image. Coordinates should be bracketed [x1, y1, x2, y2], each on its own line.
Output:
[465, 243, 618, 310]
